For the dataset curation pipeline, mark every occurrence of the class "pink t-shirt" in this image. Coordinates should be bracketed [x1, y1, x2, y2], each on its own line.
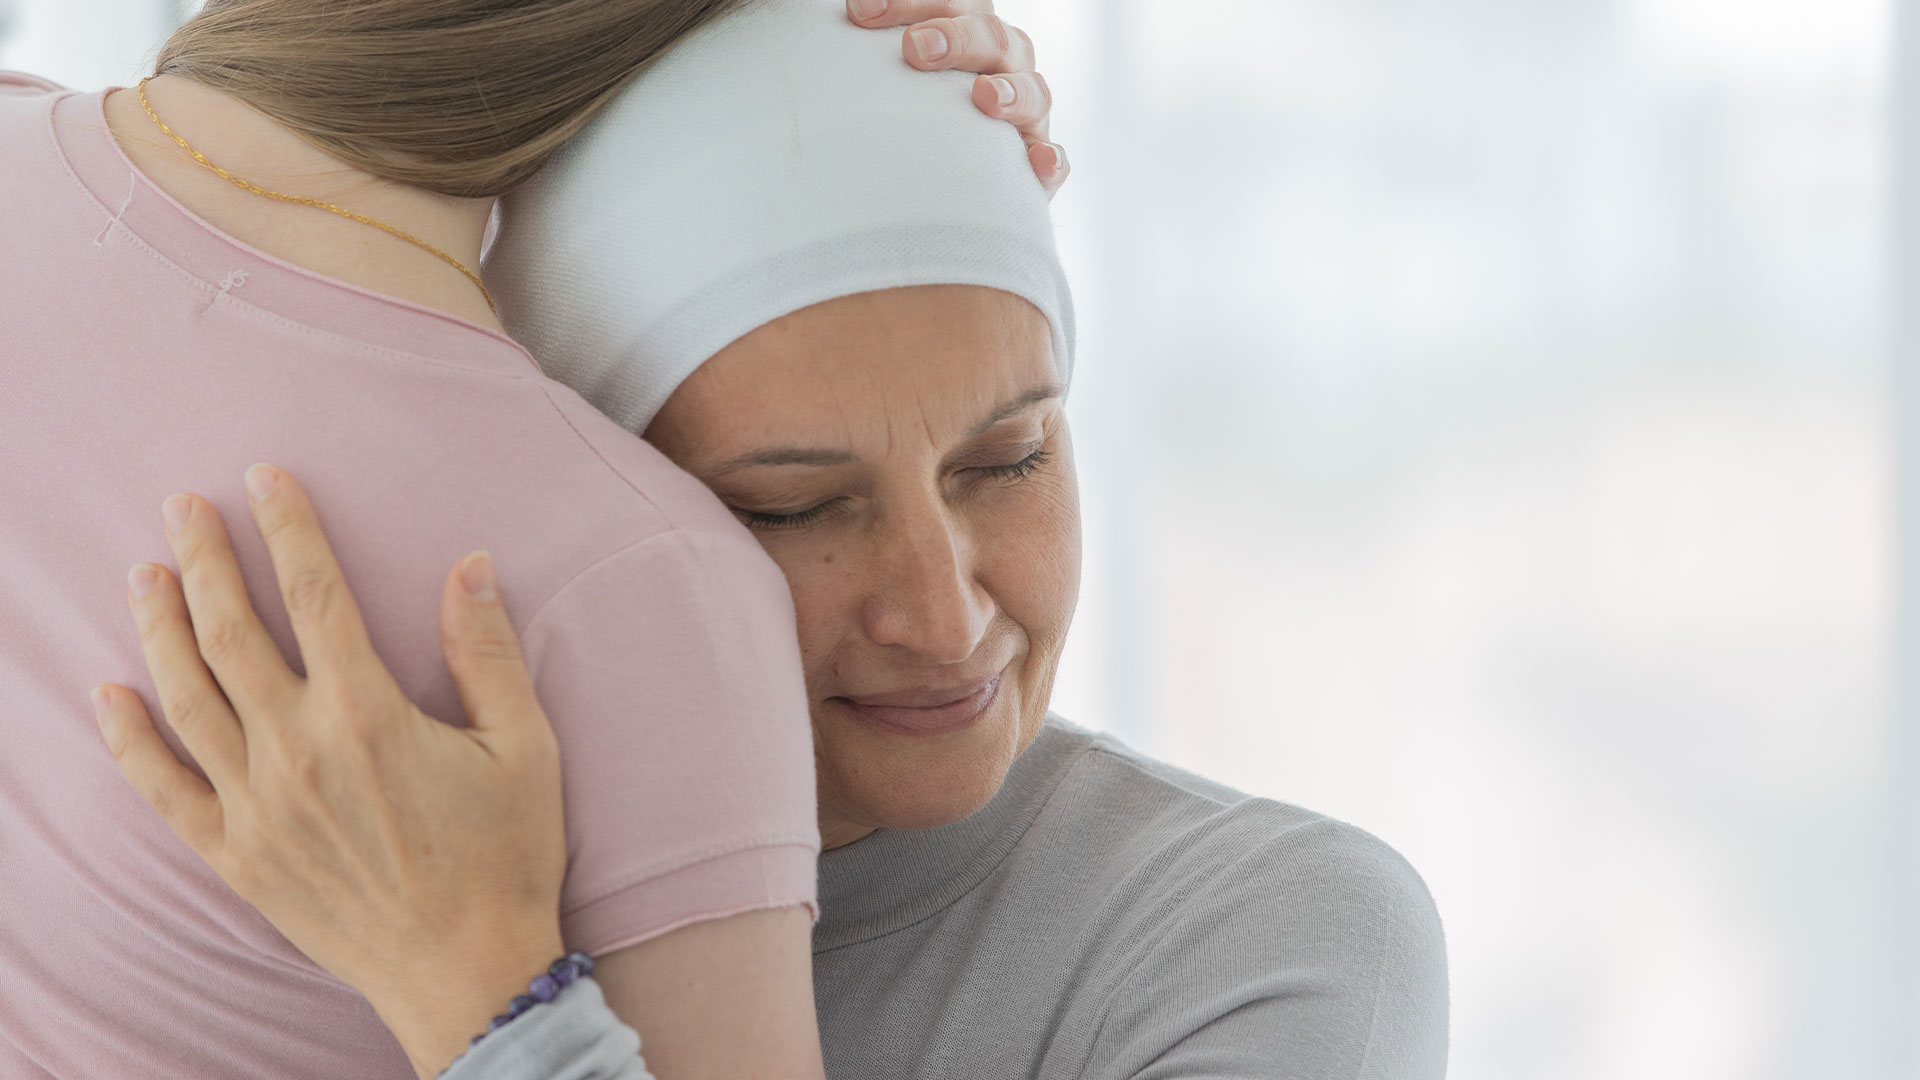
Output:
[0, 77, 820, 1078]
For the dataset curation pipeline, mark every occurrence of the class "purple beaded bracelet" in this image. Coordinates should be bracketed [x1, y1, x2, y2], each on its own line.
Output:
[438, 952, 595, 1077]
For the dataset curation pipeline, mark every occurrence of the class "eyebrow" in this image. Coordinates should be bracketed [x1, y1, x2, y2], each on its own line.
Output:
[964, 383, 1067, 438]
[708, 447, 857, 476]
[709, 383, 1066, 477]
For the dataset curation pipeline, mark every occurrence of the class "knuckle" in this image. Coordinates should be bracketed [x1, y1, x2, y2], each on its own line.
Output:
[253, 503, 304, 549]
[460, 627, 526, 667]
[158, 684, 209, 736]
[338, 706, 379, 743]
[172, 532, 217, 581]
[195, 616, 251, 669]
[1030, 71, 1053, 112]
[144, 782, 175, 821]
[282, 565, 338, 623]
[277, 739, 328, 791]
[314, 681, 373, 737]
[316, 677, 398, 749]
[101, 719, 133, 760]
[132, 587, 177, 638]
[980, 13, 1013, 53]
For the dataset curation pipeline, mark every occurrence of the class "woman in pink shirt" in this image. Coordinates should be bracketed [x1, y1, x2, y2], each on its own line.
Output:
[0, 0, 1064, 1077]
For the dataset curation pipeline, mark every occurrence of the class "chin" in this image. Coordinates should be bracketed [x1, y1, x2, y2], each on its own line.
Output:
[815, 680, 1045, 832]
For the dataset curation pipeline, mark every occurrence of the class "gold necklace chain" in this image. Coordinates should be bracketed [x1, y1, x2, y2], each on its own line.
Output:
[135, 77, 495, 313]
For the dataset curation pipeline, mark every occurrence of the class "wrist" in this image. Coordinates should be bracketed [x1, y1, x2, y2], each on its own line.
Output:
[365, 921, 570, 1080]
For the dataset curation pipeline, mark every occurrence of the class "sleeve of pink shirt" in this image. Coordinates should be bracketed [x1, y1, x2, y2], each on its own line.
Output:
[515, 525, 821, 958]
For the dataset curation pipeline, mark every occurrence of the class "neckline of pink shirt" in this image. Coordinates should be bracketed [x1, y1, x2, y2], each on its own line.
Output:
[48, 87, 541, 380]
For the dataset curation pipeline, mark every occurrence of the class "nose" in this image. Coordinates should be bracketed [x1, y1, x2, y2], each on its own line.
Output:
[861, 498, 994, 664]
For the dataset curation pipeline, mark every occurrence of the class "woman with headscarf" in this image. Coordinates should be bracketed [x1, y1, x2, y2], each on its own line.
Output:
[91, 2, 1450, 1078]
[0, 1, 1062, 1078]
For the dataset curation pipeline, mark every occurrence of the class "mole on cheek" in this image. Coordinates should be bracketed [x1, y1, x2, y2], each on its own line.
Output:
[823, 553, 835, 565]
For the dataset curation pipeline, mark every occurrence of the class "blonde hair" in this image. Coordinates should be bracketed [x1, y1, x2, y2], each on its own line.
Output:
[155, 0, 743, 198]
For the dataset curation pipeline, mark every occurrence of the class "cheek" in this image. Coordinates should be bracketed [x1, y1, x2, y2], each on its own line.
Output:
[977, 471, 1083, 654]
[754, 536, 862, 683]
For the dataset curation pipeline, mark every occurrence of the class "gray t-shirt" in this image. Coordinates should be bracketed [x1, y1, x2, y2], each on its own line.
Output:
[813, 717, 1448, 1079]
[453, 717, 1449, 1079]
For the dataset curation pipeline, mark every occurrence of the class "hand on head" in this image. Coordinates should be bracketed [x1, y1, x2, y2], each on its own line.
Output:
[845, 0, 1070, 196]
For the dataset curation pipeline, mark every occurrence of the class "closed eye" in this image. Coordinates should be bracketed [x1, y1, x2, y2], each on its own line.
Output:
[975, 447, 1052, 482]
[734, 448, 1052, 530]
[737, 499, 844, 530]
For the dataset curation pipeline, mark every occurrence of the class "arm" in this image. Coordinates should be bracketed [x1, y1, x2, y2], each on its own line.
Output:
[593, 907, 822, 1079]
[94, 468, 824, 1080]
[438, 907, 819, 1080]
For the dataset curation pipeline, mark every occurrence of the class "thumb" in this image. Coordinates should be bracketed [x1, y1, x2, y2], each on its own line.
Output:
[440, 551, 545, 738]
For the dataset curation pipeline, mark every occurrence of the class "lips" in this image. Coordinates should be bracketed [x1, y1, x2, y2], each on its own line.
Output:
[835, 676, 1002, 737]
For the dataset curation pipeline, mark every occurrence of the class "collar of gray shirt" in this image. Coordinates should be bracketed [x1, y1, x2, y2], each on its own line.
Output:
[814, 716, 1091, 951]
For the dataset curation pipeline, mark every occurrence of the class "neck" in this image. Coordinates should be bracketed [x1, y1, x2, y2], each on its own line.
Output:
[103, 75, 502, 331]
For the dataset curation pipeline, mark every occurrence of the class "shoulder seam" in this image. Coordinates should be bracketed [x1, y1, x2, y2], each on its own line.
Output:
[534, 385, 675, 526]
[1079, 742, 1260, 812]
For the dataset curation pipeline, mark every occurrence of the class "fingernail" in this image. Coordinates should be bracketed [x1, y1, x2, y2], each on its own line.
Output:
[128, 563, 159, 600]
[244, 464, 279, 502]
[912, 27, 949, 62]
[91, 685, 112, 728]
[162, 495, 193, 534]
[848, 0, 887, 19]
[1050, 143, 1068, 176]
[460, 551, 498, 602]
[991, 76, 1017, 108]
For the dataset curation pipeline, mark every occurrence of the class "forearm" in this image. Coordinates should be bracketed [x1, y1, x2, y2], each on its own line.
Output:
[442, 976, 655, 1080]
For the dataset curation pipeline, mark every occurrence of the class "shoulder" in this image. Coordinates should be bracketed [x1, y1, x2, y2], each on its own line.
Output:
[0, 71, 66, 96]
[0, 71, 65, 144]
[1037, 720, 1448, 1076]
[532, 380, 748, 539]
[1052, 721, 1441, 938]
[0, 73, 66, 172]
[480, 377, 779, 633]
[506, 387, 795, 681]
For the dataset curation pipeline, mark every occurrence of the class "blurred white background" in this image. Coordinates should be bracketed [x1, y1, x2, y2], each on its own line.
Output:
[3, 0, 1904, 1076]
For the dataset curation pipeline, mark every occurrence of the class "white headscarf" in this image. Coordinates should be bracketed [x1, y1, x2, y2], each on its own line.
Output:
[482, 0, 1075, 434]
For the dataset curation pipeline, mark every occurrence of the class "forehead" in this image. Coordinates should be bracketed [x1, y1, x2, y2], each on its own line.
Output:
[659, 285, 1058, 455]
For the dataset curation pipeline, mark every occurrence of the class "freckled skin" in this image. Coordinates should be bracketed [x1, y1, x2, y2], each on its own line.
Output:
[646, 285, 1081, 850]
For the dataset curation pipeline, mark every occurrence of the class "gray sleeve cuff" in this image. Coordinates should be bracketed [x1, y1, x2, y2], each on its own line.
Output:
[440, 976, 653, 1080]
